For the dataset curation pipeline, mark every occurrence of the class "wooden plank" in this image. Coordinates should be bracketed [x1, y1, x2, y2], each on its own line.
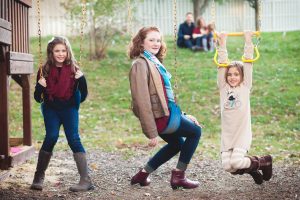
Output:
[0, 18, 11, 31]
[18, 0, 32, 8]
[9, 145, 35, 168]
[0, 19, 12, 45]
[22, 75, 31, 146]
[9, 138, 23, 147]
[0, 47, 9, 166]
[8, 51, 33, 61]
[11, 74, 23, 87]
[7, 52, 33, 74]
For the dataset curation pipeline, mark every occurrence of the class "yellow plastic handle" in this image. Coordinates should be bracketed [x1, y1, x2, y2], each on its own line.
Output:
[214, 31, 260, 38]
[214, 46, 260, 67]
[241, 46, 260, 63]
[213, 50, 230, 67]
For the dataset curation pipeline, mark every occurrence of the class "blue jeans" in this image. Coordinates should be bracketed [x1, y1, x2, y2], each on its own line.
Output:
[40, 104, 85, 153]
[184, 39, 194, 49]
[145, 114, 201, 172]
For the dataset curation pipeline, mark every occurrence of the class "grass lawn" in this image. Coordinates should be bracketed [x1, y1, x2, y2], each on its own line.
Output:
[8, 31, 300, 163]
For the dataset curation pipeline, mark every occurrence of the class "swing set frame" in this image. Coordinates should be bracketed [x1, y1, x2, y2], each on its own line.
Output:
[211, 0, 262, 67]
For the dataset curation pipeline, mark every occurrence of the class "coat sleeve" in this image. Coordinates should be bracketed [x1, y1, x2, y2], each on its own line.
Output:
[77, 75, 88, 102]
[178, 24, 184, 40]
[34, 69, 45, 103]
[129, 60, 158, 139]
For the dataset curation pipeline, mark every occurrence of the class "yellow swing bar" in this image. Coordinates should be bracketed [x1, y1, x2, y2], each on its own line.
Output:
[213, 32, 261, 67]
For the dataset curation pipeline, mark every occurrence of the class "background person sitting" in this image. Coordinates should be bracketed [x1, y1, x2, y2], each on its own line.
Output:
[177, 12, 195, 50]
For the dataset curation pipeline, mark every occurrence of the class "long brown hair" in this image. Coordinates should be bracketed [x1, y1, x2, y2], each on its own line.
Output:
[225, 61, 244, 84]
[42, 36, 78, 78]
[196, 16, 206, 29]
[128, 26, 166, 62]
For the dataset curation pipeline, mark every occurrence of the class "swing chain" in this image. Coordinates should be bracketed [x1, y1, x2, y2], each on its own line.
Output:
[37, 0, 43, 78]
[127, 0, 133, 35]
[79, 0, 87, 67]
[173, 0, 178, 98]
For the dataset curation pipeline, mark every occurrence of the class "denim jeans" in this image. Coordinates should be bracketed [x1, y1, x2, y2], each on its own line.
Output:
[40, 104, 85, 153]
[145, 114, 201, 172]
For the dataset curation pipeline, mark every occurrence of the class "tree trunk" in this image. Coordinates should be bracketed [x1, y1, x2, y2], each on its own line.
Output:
[254, 0, 260, 31]
[193, 0, 210, 21]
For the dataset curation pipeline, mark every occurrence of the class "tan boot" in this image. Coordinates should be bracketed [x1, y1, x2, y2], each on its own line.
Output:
[69, 152, 94, 192]
[30, 150, 52, 190]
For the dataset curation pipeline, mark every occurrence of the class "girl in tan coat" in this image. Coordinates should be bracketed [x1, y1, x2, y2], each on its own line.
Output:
[217, 32, 272, 184]
[128, 26, 202, 189]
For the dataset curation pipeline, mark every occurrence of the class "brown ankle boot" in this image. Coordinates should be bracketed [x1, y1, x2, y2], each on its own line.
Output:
[257, 155, 272, 181]
[170, 170, 199, 190]
[246, 156, 263, 185]
[131, 169, 150, 186]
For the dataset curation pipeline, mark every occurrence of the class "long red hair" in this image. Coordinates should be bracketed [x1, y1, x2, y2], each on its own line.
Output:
[128, 26, 167, 63]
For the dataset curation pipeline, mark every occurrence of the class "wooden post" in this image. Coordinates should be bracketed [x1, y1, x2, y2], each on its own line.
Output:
[22, 75, 31, 146]
[0, 46, 10, 167]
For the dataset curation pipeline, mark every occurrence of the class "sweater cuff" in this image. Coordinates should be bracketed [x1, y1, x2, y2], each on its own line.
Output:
[243, 44, 254, 59]
[217, 47, 228, 64]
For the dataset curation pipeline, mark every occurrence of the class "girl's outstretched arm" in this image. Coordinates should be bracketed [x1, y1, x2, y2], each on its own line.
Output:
[217, 32, 228, 89]
[243, 31, 254, 89]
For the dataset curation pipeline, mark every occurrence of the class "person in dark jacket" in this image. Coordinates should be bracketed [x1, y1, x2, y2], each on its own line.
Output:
[177, 12, 195, 50]
[30, 36, 93, 192]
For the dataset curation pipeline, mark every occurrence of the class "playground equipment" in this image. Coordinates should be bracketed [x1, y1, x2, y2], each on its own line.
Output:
[211, 0, 262, 67]
[0, 0, 35, 173]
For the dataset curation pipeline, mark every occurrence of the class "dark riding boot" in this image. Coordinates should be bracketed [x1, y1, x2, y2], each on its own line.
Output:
[30, 150, 52, 190]
[69, 152, 94, 192]
[231, 157, 263, 185]
[131, 169, 150, 186]
[170, 170, 199, 190]
[257, 155, 272, 181]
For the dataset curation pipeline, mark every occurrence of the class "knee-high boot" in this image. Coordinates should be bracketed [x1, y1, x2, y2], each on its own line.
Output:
[69, 152, 93, 192]
[30, 150, 52, 190]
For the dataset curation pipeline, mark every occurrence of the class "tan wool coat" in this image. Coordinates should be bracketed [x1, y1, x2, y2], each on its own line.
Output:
[129, 54, 169, 139]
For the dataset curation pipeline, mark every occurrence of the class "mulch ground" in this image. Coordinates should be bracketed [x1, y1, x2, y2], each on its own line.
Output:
[0, 150, 299, 200]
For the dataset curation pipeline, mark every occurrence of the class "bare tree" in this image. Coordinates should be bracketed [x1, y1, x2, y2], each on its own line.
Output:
[192, 0, 210, 21]
[61, 0, 127, 60]
[245, 0, 261, 31]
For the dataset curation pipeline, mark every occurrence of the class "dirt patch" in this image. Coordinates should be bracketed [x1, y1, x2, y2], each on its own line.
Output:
[0, 150, 299, 200]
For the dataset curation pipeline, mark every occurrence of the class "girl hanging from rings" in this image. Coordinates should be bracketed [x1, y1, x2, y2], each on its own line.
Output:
[216, 31, 272, 184]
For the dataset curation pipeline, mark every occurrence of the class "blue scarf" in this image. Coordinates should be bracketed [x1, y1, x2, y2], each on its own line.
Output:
[143, 50, 175, 104]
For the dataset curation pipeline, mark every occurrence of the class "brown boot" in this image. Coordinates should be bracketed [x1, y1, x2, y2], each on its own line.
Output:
[30, 150, 52, 190]
[245, 156, 263, 185]
[131, 169, 150, 186]
[170, 170, 199, 190]
[231, 157, 263, 185]
[257, 155, 272, 181]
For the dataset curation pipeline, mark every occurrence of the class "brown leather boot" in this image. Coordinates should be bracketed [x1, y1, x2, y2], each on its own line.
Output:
[231, 157, 263, 185]
[257, 155, 272, 181]
[170, 170, 199, 190]
[131, 169, 150, 186]
[245, 156, 263, 185]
